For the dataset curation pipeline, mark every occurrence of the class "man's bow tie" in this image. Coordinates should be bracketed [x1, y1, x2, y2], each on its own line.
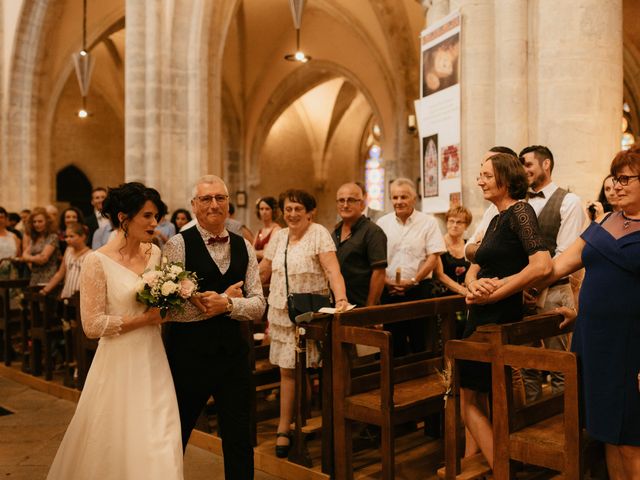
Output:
[207, 235, 229, 245]
[527, 190, 545, 199]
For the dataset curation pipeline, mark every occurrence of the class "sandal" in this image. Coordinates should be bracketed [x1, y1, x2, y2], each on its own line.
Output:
[275, 432, 292, 458]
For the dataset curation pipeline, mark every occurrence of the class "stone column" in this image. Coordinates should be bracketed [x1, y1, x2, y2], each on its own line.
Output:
[124, 0, 214, 209]
[494, 0, 528, 150]
[449, 0, 496, 223]
[531, 0, 623, 199]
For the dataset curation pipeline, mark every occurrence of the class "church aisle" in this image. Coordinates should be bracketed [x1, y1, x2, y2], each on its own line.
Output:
[0, 376, 282, 480]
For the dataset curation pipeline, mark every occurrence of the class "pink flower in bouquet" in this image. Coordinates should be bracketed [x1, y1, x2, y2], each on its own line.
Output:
[179, 278, 197, 299]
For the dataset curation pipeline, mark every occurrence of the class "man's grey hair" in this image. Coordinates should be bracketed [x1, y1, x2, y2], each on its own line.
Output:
[192, 175, 229, 198]
[389, 177, 417, 198]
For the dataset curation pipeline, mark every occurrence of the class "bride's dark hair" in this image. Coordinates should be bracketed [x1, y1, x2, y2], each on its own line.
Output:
[102, 182, 167, 229]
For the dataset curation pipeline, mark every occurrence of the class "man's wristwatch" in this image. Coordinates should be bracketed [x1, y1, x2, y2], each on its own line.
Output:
[221, 293, 234, 313]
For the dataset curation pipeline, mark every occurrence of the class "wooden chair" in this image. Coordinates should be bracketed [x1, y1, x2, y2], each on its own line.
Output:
[444, 313, 585, 479]
[332, 295, 465, 480]
[0, 277, 29, 366]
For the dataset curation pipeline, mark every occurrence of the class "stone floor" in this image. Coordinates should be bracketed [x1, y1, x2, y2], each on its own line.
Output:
[0, 375, 282, 480]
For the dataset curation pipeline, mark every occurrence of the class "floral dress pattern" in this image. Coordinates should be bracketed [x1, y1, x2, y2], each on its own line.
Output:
[28, 233, 59, 286]
[264, 223, 336, 369]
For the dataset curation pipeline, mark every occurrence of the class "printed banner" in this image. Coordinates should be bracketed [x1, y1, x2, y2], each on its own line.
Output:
[415, 11, 461, 213]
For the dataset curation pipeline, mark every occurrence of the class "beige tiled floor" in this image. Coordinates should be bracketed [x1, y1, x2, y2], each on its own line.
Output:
[0, 376, 281, 479]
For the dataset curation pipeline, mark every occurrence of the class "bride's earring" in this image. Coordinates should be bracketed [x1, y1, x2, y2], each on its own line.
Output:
[122, 220, 129, 239]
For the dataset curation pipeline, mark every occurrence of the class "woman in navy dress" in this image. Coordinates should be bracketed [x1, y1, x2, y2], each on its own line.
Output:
[547, 144, 640, 479]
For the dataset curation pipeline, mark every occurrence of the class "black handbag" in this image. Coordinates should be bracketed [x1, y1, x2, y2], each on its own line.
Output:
[284, 236, 332, 324]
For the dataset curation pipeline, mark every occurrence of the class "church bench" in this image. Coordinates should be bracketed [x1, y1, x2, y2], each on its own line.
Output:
[290, 312, 333, 472]
[23, 287, 63, 380]
[332, 295, 465, 480]
[64, 292, 98, 390]
[443, 313, 588, 479]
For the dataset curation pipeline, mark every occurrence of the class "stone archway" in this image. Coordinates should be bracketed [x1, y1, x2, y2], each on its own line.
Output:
[247, 60, 384, 190]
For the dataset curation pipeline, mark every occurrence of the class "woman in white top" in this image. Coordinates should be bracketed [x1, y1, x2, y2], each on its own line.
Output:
[259, 189, 348, 458]
[46, 183, 183, 480]
[0, 207, 21, 277]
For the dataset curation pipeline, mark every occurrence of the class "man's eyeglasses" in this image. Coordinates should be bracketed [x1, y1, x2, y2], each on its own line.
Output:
[612, 175, 640, 186]
[194, 194, 229, 205]
[336, 197, 362, 206]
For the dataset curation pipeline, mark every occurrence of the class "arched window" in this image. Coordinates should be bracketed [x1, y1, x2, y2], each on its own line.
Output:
[56, 165, 93, 216]
[363, 122, 385, 211]
[365, 144, 384, 211]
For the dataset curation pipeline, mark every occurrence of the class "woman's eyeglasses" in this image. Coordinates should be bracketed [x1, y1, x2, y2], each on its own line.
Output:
[612, 175, 640, 186]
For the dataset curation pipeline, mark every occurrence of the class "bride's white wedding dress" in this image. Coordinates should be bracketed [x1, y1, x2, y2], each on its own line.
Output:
[47, 245, 183, 480]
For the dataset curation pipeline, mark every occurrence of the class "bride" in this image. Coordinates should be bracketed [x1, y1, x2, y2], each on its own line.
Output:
[47, 183, 183, 480]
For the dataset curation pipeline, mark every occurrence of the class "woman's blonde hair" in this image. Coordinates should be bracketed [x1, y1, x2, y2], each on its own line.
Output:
[26, 207, 57, 237]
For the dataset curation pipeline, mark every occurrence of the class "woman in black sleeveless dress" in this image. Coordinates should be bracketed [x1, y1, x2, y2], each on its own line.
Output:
[461, 153, 551, 468]
[434, 206, 472, 298]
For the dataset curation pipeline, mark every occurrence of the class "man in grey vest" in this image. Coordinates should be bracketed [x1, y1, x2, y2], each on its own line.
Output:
[518, 145, 585, 403]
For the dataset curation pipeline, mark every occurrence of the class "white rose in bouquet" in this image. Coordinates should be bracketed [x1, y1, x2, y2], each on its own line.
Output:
[161, 280, 179, 296]
[170, 265, 183, 275]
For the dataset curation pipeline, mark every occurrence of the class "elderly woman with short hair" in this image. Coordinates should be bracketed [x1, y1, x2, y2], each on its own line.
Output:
[259, 188, 347, 458]
[433, 206, 473, 297]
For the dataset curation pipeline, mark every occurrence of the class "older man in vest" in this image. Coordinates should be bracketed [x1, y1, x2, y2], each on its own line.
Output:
[164, 175, 266, 479]
[518, 145, 585, 402]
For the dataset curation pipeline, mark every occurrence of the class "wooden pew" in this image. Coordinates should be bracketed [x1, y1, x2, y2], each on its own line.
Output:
[23, 287, 63, 380]
[238, 318, 280, 447]
[65, 292, 98, 389]
[290, 313, 333, 473]
[444, 313, 584, 479]
[0, 277, 29, 366]
[332, 295, 465, 480]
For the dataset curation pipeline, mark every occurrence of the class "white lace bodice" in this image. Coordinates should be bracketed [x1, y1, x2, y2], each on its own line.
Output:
[79, 245, 161, 338]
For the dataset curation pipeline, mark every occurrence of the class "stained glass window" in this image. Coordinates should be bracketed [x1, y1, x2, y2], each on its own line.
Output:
[365, 144, 384, 211]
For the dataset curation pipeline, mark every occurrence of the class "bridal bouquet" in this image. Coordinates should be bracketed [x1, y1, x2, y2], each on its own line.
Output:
[136, 258, 199, 318]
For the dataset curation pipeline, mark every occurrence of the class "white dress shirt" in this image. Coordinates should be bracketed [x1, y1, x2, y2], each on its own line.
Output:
[377, 209, 446, 281]
[95, 209, 110, 230]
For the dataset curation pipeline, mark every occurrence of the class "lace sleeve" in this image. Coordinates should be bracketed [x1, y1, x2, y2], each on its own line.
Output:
[79, 253, 123, 338]
[509, 202, 547, 255]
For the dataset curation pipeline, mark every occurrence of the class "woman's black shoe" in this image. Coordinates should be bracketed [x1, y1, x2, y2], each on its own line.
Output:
[275, 432, 292, 458]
